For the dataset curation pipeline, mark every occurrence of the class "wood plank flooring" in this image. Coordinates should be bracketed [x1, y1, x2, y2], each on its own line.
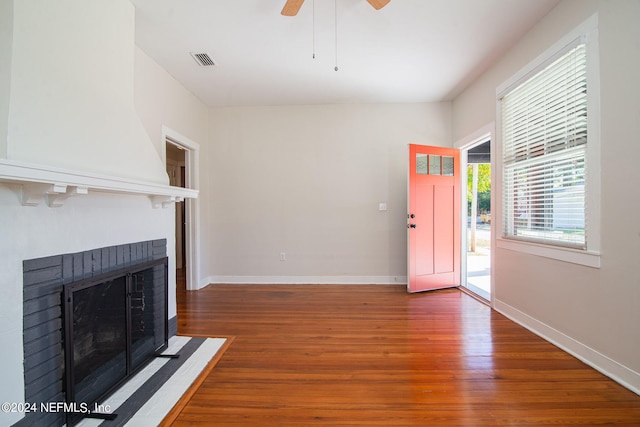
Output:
[173, 284, 640, 426]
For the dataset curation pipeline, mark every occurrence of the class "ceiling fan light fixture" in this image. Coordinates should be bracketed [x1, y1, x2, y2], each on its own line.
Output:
[366, 0, 390, 10]
[281, 0, 389, 16]
[281, 0, 305, 16]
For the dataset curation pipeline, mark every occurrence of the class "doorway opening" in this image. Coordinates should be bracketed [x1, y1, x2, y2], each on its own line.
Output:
[166, 140, 187, 289]
[163, 127, 200, 292]
[463, 139, 491, 301]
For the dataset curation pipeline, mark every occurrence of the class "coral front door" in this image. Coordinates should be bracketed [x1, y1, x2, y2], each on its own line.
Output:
[408, 144, 460, 293]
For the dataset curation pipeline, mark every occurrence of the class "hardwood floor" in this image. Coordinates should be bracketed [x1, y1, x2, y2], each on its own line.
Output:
[172, 284, 640, 426]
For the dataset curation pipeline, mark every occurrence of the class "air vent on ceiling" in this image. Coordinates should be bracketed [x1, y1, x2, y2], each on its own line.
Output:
[190, 52, 215, 67]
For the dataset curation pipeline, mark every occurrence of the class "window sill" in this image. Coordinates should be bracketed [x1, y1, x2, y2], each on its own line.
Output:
[496, 238, 601, 268]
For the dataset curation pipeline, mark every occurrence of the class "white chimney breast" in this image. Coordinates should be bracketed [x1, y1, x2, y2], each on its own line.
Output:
[6, 0, 168, 185]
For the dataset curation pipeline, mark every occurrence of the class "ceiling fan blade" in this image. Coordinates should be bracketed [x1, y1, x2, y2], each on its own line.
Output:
[367, 0, 390, 10]
[281, 0, 305, 16]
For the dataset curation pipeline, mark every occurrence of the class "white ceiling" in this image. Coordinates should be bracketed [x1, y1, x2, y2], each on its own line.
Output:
[131, 0, 560, 107]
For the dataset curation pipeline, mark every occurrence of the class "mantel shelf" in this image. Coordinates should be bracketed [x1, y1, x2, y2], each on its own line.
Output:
[0, 159, 198, 208]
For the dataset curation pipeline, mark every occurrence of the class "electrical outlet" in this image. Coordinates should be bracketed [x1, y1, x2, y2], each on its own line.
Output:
[280, 252, 286, 261]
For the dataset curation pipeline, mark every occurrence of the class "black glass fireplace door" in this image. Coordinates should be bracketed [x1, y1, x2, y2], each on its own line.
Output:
[63, 258, 167, 417]
[70, 277, 128, 405]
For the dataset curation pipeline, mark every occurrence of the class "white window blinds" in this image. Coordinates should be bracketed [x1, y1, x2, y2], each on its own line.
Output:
[501, 42, 587, 248]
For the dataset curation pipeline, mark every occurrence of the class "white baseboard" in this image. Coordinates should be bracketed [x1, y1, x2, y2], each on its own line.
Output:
[200, 275, 407, 287]
[494, 298, 640, 396]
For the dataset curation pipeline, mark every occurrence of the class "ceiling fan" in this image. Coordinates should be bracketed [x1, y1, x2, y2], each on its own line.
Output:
[281, 0, 390, 16]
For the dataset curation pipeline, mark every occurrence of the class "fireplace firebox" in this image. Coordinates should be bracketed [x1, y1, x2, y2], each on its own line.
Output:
[63, 257, 168, 424]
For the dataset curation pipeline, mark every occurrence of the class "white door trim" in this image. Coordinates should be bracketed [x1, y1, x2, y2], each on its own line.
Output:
[455, 123, 495, 306]
[162, 126, 201, 291]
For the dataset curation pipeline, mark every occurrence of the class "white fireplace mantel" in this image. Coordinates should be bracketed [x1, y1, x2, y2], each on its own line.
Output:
[0, 159, 198, 208]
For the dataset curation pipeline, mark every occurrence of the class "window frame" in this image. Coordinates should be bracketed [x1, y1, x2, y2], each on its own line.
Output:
[495, 14, 601, 268]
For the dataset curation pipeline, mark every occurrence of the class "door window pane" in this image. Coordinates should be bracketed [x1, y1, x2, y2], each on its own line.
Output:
[416, 154, 428, 174]
[429, 155, 441, 175]
[442, 156, 454, 176]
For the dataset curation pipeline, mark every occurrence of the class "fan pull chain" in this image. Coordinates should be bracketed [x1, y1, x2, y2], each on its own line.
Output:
[312, 0, 316, 59]
[334, 0, 339, 71]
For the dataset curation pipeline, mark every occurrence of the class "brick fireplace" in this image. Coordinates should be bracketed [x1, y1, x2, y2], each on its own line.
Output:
[17, 240, 171, 426]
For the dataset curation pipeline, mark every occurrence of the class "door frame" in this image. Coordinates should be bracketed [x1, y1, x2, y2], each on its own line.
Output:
[162, 126, 201, 291]
[455, 123, 495, 305]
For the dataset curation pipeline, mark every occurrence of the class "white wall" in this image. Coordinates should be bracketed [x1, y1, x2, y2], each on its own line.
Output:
[206, 103, 451, 284]
[453, 0, 640, 392]
[134, 46, 210, 289]
[134, 47, 208, 158]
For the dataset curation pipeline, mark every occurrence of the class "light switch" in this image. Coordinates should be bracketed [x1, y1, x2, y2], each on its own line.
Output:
[379, 203, 388, 211]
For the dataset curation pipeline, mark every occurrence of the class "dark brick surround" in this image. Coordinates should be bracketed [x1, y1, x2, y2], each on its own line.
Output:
[15, 239, 171, 427]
